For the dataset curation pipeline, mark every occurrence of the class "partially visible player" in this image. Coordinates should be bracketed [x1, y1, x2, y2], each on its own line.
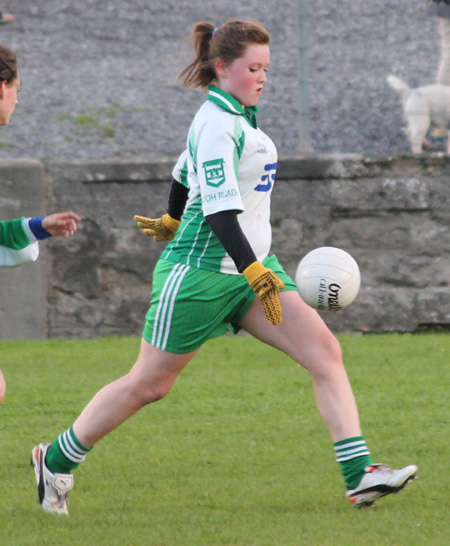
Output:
[0, 43, 81, 403]
[31, 20, 416, 515]
[0, 43, 20, 126]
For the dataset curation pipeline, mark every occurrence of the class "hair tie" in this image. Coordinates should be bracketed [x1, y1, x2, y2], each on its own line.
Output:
[212, 28, 218, 36]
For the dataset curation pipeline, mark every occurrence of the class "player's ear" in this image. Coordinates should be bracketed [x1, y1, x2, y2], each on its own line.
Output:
[215, 59, 228, 79]
[0, 80, 7, 100]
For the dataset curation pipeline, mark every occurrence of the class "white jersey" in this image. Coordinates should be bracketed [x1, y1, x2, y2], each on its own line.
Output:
[163, 86, 278, 275]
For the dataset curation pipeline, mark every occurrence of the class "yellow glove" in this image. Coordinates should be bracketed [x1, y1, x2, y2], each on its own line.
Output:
[134, 213, 181, 242]
[243, 261, 285, 325]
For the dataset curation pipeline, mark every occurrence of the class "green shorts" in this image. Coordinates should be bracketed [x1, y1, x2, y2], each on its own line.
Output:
[142, 255, 297, 354]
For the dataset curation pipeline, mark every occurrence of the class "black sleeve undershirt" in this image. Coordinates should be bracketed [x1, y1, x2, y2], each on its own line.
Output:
[205, 210, 257, 273]
[166, 178, 189, 221]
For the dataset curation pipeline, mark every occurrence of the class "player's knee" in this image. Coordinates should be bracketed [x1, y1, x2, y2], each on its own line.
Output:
[320, 333, 342, 366]
[304, 332, 344, 380]
[139, 384, 171, 405]
[127, 378, 172, 406]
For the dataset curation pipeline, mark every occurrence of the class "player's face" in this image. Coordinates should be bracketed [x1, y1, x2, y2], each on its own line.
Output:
[0, 77, 20, 126]
[217, 44, 270, 107]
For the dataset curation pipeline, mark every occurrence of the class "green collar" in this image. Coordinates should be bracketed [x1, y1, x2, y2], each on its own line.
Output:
[207, 85, 259, 128]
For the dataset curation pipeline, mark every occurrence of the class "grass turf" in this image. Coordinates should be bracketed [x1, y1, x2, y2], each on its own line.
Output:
[0, 333, 448, 545]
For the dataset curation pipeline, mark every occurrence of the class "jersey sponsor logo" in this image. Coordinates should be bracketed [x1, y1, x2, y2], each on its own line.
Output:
[202, 188, 238, 203]
[255, 162, 277, 192]
[203, 158, 226, 187]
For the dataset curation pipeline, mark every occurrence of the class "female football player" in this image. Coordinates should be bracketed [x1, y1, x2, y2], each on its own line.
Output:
[32, 20, 417, 515]
[0, 43, 80, 403]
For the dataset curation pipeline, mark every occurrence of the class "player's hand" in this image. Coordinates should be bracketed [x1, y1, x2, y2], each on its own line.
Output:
[134, 213, 181, 242]
[243, 261, 285, 325]
[41, 211, 81, 238]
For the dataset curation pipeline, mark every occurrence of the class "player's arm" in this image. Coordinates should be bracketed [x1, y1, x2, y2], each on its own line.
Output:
[205, 210, 256, 273]
[134, 177, 189, 241]
[167, 178, 189, 221]
[0, 213, 80, 267]
[205, 210, 285, 325]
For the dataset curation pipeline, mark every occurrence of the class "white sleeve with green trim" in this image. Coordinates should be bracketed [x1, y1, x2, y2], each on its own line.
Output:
[190, 103, 245, 217]
[171, 149, 189, 188]
[0, 217, 39, 267]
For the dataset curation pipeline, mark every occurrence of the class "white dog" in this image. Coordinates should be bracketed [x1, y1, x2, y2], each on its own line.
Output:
[387, 74, 450, 153]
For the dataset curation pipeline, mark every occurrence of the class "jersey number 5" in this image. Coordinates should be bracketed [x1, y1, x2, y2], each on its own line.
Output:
[255, 163, 277, 192]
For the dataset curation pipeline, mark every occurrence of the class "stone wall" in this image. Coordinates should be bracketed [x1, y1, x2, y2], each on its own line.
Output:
[0, 160, 48, 340]
[1, 155, 449, 339]
[273, 155, 450, 333]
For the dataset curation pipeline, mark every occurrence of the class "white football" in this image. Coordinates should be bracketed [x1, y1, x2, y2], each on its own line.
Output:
[295, 247, 361, 312]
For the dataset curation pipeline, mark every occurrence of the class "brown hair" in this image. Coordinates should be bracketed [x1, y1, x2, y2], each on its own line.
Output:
[178, 19, 270, 89]
[0, 44, 18, 84]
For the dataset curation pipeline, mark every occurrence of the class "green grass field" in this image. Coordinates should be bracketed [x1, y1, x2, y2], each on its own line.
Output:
[0, 333, 448, 546]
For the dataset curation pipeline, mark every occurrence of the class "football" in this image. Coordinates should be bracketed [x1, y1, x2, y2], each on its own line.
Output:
[295, 247, 361, 312]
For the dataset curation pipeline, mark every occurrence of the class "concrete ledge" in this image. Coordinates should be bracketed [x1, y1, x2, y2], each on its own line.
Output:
[45, 159, 175, 183]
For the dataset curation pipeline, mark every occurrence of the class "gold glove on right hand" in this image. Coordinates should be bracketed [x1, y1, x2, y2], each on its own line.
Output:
[134, 213, 181, 242]
[243, 261, 285, 326]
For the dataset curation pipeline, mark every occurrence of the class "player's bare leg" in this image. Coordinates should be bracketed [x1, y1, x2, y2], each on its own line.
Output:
[73, 338, 197, 447]
[240, 290, 361, 442]
[31, 340, 196, 514]
[239, 290, 417, 506]
[0, 367, 6, 403]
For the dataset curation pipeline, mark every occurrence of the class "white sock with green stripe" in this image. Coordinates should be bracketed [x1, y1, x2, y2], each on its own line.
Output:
[46, 425, 92, 474]
[333, 436, 373, 489]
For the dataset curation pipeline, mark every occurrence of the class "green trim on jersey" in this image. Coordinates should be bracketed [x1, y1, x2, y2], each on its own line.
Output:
[178, 156, 188, 187]
[207, 85, 259, 129]
[188, 126, 198, 174]
[0, 217, 29, 250]
[172, 150, 189, 188]
[233, 115, 245, 162]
